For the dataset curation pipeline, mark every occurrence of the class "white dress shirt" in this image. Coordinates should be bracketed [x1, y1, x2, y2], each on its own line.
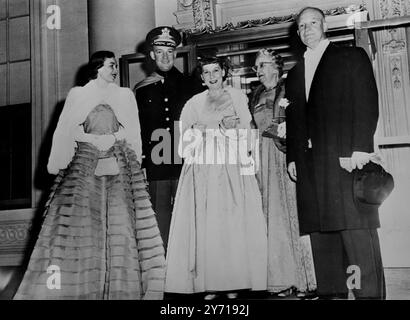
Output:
[304, 39, 330, 100]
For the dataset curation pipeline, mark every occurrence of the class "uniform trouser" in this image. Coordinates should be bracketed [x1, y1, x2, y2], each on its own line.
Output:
[310, 229, 385, 299]
[148, 179, 178, 254]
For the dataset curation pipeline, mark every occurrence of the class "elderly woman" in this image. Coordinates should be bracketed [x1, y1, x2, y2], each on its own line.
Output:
[14, 51, 165, 300]
[249, 49, 316, 297]
[165, 56, 267, 300]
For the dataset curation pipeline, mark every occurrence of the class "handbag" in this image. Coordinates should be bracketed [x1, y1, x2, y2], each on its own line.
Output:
[261, 92, 287, 153]
[261, 116, 287, 153]
[94, 157, 120, 176]
[353, 161, 394, 206]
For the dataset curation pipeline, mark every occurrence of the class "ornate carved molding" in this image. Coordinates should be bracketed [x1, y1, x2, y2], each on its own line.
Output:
[382, 29, 407, 53]
[173, 0, 367, 32]
[177, 0, 194, 10]
[185, 4, 366, 34]
[174, 0, 195, 30]
[372, 0, 410, 148]
[378, 0, 410, 18]
[0, 209, 35, 266]
[192, 0, 216, 31]
[374, 0, 409, 112]
[0, 222, 32, 247]
[390, 56, 403, 90]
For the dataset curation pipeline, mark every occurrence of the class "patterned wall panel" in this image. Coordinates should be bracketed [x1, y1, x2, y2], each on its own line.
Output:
[374, 0, 410, 139]
[369, 0, 410, 267]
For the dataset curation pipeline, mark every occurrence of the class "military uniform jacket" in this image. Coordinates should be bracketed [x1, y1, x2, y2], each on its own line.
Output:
[134, 67, 191, 181]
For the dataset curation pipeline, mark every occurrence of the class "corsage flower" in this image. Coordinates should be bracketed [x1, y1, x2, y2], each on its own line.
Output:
[279, 98, 290, 109]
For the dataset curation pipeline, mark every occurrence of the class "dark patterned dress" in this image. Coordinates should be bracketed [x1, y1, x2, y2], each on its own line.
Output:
[250, 83, 316, 294]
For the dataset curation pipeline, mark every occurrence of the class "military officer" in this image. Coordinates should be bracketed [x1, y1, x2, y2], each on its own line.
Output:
[134, 26, 193, 252]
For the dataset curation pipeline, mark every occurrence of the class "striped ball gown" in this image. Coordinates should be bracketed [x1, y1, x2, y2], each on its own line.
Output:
[14, 104, 165, 299]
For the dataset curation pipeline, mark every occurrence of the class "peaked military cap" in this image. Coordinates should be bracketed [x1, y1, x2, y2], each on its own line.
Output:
[146, 26, 182, 48]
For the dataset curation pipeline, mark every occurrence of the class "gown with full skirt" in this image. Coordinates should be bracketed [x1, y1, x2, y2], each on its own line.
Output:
[14, 104, 165, 299]
[165, 87, 267, 293]
[250, 83, 316, 294]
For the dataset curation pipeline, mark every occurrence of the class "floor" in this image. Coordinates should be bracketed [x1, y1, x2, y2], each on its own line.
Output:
[1, 267, 409, 300]
[384, 268, 410, 300]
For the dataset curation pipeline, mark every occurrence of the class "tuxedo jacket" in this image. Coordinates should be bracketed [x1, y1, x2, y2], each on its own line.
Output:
[285, 43, 380, 234]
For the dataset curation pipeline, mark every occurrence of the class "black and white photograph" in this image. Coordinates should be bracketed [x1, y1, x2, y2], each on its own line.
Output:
[0, 0, 409, 313]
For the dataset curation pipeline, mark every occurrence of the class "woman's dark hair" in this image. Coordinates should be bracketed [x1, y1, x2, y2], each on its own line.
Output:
[197, 55, 231, 81]
[88, 50, 115, 80]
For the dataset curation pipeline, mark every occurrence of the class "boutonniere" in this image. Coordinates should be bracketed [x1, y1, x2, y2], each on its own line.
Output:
[279, 98, 290, 109]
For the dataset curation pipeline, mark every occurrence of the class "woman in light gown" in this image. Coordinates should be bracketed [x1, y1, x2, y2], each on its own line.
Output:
[249, 49, 316, 297]
[14, 51, 165, 300]
[165, 56, 267, 299]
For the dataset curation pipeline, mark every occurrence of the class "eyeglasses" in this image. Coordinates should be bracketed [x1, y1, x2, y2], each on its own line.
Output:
[252, 62, 275, 72]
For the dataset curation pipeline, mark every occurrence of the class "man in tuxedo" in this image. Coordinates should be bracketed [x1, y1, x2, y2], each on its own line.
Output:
[134, 26, 193, 252]
[285, 7, 385, 299]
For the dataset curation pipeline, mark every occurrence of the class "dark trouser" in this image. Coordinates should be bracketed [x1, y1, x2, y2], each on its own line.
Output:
[148, 179, 178, 254]
[310, 229, 385, 299]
